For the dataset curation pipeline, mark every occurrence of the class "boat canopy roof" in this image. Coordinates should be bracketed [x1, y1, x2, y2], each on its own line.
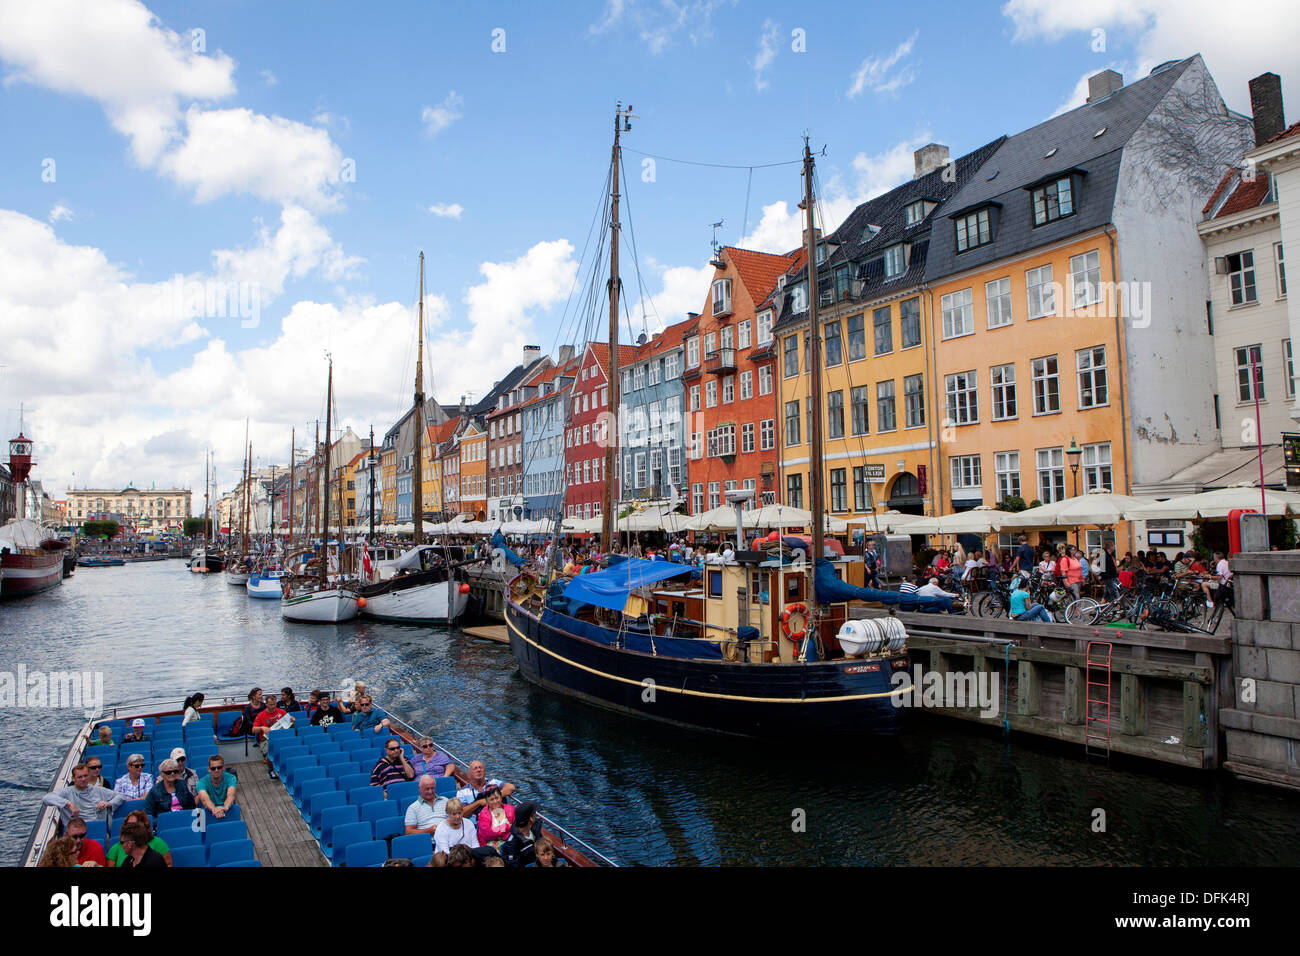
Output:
[562, 556, 693, 611]
[0, 519, 48, 551]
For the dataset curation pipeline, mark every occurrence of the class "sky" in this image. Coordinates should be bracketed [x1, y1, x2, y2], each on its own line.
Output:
[1, 0, 1297, 506]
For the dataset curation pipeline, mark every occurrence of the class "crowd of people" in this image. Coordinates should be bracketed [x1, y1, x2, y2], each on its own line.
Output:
[38, 682, 567, 868]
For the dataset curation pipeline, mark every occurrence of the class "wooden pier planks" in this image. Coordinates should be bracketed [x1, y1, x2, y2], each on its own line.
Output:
[229, 759, 329, 867]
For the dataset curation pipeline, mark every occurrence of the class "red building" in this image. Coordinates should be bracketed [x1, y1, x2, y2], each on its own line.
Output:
[684, 246, 798, 514]
[564, 342, 635, 520]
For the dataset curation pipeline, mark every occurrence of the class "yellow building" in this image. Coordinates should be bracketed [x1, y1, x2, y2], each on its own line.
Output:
[67, 485, 192, 531]
[380, 430, 398, 525]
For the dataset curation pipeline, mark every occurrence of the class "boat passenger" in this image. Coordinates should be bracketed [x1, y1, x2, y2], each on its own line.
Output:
[37, 836, 80, 868]
[476, 784, 515, 847]
[411, 738, 457, 777]
[429, 851, 449, 867]
[404, 775, 448, 835]
[500, 802, 539, 868]
[114, 753, 153, 799]
[309, 691, 346, 726]
[170, 747, 199, 795]
[182, 693, 205, 727]
[122, 718, 148, 744]
[533, 835, 567, 867]
[280, 687, 302, 712]
[482, 855, 506, 867]
[352, 695, 392, 735]
[116, 821, 168, 869]
[89, 726, 116, 748]
[64, 817, 107, 867]
[434, 799, 480, 854]
[84, 754, 111, 791]
[446, 844, 477, 867]
[344, 681, 368, 715]
[196, 755, 238, 820]
[241, 687, 266, 737]
[144, 759, 196, 817]
[105, 811, 173, 867]
[456, 760, 515, 821]
[41, 762, 124, 825]
[370, 738, 416, 791]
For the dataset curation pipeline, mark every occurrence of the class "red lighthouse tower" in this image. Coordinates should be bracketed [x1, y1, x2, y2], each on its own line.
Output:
[8, 431, 34, 518]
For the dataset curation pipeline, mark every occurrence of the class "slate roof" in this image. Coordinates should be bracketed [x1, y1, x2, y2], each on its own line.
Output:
[924, 56, 1196, 281]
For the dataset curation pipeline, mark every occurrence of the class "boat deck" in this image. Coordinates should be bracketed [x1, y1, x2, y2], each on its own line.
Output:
[218, 741, 328, 867]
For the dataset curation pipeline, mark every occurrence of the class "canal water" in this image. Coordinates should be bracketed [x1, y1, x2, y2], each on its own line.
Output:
[2, 561, 1299, 866]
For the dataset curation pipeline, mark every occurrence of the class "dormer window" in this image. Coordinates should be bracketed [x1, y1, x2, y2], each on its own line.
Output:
[789, 282, 808, 314]
[862, 224, 882, 242]
[815, 243, 828, 265]
[776, 275, 787, 292]
[955, 208, 993, 252]
[1031, 176, 1075, 226]
[883, 244, 908, 279]
[904, 200, 928, 226]
[712, 278, 733, 317]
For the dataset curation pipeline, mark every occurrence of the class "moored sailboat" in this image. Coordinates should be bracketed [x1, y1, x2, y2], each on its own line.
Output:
[506, 112, 929, 736]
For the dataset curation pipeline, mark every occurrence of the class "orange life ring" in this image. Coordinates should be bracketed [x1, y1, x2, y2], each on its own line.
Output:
[781, 603, 809, 641]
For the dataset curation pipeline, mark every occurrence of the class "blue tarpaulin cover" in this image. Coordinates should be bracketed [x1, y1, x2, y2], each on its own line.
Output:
[562, 556, 693, 611]
[814, 558, 952, 612]
[491, 530, 526, 568]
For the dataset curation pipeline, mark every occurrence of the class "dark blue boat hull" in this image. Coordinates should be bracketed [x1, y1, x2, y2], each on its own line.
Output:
[506, 600, 910, 737]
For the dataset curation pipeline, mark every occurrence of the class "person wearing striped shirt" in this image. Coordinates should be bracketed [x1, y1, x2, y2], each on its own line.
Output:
[113, 753, 153, 799]
[370, 739, 415, 792]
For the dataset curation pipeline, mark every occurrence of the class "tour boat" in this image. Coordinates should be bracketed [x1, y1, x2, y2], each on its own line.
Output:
[22, 693, 606, 867]
[507, 115, 934, 737]
[246, 567, 288, 599]
[78, 555, 125, 567]
[0, 520, 65, 599]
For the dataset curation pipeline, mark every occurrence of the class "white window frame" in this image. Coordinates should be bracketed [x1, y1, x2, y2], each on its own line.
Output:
[1285, 339, 1295, 400]
[945, 370, 978, 425]
[1077, 345, 1108, 409]
[941, 288, 974, 339]
[758, 365, 773, 396]
[705, 380, 718, 408]
[1276, 242, 1287, 299]
[738, 320, 751, 349]
[1082, 442, 1111, 493]
[1026, 263, 1055, 319]
[1035, 447, 1065, 504]
[739, 370, 753, 400]
[883, 244, 907, 278]
[760, 418, 775, 451]
[1069, 249, 1102, 308]
[1031, 355, 1060, 415]
[741, 422, 755, 454]
[1235, 344, 1265, 403]
[712, 278, 733, 316]
[994, 451, 1020, 501]
[990, 363, 1017, 421]
[985, 276, 1013, 329]
[722, 375, 735, 404]
[686, 337, 700, 368]
[647, 361, 660, 386]
[950, 454, 982, 493]
[757, 311, 774, 344]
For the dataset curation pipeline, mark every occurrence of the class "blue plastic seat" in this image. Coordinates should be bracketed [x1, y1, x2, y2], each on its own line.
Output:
[83, 821, 108, 846]
[340, 738, 372, 756]
[208, 839, 256, 867]
[297, 725, 326, 740]
[217, 859, 261, 867]
[390, 833, 432, 860]
[156, 714, 185, 729]
[386, 780, 419, 804]
[215, 712, 244, 739]
[320, 805, 359, 847]
[317, 752, 349, 771]
[323, 721, 355, 736]
[372, 816, 404, 844]
[274, 746, 310, 772]
[411, 853, 433, 868]
[348, 786, 384, 809]
[205, 820, 248, 845]
[213, 804, 241, 823]
[156, 811, 198, 834]
[326, 763, 357, 782]
[338, 773, 370, 793]
[165, 827, 203, 849]
[170, 845, 206, 868]
[306, 737, 339, 752]
[296, 776, 334, 810]
[435, 777, 458, 799]
[281, 755, 316, 785]
[329, 821, 373, 863]
[345, 839, 387, 868]
[308, 791, 348, 832]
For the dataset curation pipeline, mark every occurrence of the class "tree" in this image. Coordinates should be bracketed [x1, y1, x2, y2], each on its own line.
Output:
[183, 517, 212, 538]
[82, 520, 120, 539]
[997, 496, 1028, 513]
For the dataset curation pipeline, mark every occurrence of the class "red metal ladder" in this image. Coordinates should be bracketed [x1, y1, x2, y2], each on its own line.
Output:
[1085, 641, 1113, 758]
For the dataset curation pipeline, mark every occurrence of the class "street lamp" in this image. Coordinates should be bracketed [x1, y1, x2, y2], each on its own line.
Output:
[1066, 437, 1082, 547]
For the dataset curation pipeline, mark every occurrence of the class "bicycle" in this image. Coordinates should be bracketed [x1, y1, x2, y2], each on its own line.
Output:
[1065, 586, 1136, 626]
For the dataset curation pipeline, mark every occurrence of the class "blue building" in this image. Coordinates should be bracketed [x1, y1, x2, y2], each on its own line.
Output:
[619, 317, 692, 504]
[522, 358, 579, 519]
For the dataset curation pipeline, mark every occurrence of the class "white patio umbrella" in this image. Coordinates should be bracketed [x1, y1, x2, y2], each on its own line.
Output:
[846, 510, 929, 534]
[1125, 482, 1300, 520]
[899, 505, 1016, 536]
[680, 505, 738, 532]
[740, 504, 849, 533]
[999, 489, 1161, 528]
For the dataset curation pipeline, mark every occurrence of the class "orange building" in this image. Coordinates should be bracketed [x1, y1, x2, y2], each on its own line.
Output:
[459, 424, 487, 519]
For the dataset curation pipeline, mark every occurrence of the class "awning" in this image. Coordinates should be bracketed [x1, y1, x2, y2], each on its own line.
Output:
[562, 556, 694, 611]
[1133, 444, 1284, 497]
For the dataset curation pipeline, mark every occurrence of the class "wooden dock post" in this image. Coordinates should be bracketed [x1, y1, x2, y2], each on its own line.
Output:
[1183, 679, 1208, 748]
[1017, 659, 1041, 717]
[1064, 666, 1084, 725]
[1120, 673, 1145, 736]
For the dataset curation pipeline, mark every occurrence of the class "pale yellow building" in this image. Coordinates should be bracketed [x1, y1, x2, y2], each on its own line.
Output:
[67, 485, 192, 531]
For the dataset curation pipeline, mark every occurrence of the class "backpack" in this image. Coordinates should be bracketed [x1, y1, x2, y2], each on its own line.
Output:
[227, 715, 244, 737]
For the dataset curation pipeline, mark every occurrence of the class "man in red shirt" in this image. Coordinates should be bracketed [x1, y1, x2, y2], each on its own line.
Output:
[253, 694, 289, 778]
[64, 817, 107, 867]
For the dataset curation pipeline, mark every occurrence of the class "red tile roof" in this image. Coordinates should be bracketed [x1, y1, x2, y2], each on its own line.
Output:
[1205, 169, 1275, 220]
[635, 315, 696, 359]
[1267, 120, 1300, 144]
[585, 342, 639, 376]
[724, 246, 800, 303]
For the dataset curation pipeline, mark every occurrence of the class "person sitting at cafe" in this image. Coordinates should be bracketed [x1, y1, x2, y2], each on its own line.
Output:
[196, 755, 238, 819]
[144, 758, 196, 817]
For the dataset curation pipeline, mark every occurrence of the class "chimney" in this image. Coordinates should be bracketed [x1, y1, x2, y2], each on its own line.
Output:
[1249, 72, 1285, 146]
[801, 226, 823, 248]
[913, 143, 950, 179]
[557, 344, 575, 364]
[1086, 69, 1123, 103]
[522, 344, 542, 367]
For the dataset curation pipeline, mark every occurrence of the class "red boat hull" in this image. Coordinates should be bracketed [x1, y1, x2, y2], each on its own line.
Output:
[1, 551, 65, 598]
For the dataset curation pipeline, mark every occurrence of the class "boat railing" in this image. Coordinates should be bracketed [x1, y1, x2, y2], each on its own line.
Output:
[378, 708, 618, 868]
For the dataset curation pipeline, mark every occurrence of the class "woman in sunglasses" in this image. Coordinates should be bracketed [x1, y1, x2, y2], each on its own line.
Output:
[113, 753, 153, 799]
[410, 739, 457, 778]
[143, 758, 196, 818]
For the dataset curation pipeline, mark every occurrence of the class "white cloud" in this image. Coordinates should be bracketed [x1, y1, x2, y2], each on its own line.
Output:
[259, 69, 277, 86]
[752, 19, 779, 91]
[158, 106, 346, 211]
[421, 91, 464, 137]
[630, 259, 716, 331]
[428, 203, 464, 219]
[48, 202, 73, 223]
[1002, 0, 1300, 115]
[211, 205, 364, 298]
[589, 0, 735, 53]
[0, 0, 237, 165]
[738, 133, 933, 253]
[848, 30, 919, 98]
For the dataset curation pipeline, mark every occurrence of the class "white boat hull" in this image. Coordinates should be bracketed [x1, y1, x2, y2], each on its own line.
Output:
[247, 572, 286, 599]
[360, 580, 469, 623]
[281, 586, 358, 622]
[226, 570, 249, 585]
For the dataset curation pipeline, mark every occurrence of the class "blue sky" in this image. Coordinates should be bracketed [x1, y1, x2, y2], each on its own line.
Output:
[0, 0, 1294, 499]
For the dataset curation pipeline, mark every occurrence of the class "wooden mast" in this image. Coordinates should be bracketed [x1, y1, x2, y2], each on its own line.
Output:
[802, 136, 826, 651]
[240, 419, 250, 559]
[311, 420, 320, 549]
[413, 251, 425, 547]
[288, 428, 295, 552]
[601, 103, 632, 549]
[203, 451, 210, 547]
[319, 363, 332, 586]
